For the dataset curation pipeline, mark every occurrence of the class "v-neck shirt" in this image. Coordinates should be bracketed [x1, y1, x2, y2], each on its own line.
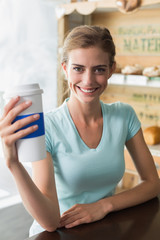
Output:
[65, 101, 104, 151]
[44, 100, 141, 214]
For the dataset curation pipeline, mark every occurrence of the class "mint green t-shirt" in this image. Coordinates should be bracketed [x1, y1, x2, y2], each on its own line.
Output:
[45, 100, 141, 214]
[30, 100, 141, 236]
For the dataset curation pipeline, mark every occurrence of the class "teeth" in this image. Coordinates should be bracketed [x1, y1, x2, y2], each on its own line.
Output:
[80, 88, 96, 93]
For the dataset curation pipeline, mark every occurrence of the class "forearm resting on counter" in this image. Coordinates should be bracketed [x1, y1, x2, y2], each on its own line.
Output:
[100, 179, 160, 215]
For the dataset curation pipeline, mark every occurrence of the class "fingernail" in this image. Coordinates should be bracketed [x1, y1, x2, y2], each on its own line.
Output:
[33, 125, 38, 129]
[13, 96, 19, 100]
[33, 114, 40, 119]
[25, 100, 32, 105]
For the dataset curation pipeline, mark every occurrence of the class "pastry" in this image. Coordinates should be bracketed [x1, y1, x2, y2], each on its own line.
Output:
[142, 66, 160, 77]
[143, 126, 160, 145]
[121, 64, 143, 75]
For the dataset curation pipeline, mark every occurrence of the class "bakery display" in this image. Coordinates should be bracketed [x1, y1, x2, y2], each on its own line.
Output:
[121, 64, 143, 75]
[142, 66, 160, 77]
[143, 126, 160, 145]
[116, 0, 141, 14]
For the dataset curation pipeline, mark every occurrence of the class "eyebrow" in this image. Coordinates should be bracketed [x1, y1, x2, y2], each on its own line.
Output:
[72, 64, 108, 68]
[72, 64, 84, 67]
[93, 65, 108, 68]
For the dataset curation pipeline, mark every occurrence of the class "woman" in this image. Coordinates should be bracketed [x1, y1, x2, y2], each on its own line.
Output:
[0, 25, 160, 236]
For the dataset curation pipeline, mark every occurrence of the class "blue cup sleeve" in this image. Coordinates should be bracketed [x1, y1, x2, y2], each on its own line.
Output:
[12, 112, 45, 139]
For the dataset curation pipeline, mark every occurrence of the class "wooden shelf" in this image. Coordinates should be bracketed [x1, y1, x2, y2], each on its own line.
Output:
[56, 0, 160, 18]
[109, 74, 160, 88]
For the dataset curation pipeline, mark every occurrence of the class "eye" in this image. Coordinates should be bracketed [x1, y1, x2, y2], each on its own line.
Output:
[73, 67, 84, 72]
[94, 68, 106, 74]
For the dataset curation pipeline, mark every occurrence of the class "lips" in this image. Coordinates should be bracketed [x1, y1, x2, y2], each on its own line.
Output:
[77, 86, 98, 93]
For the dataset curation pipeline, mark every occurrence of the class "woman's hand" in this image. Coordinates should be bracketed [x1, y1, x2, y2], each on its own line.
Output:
[60, 200, 110, 228]
[0, 96, 39, 168]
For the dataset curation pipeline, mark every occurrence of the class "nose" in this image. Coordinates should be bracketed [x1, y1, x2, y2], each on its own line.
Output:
[82, 70, 95, 86]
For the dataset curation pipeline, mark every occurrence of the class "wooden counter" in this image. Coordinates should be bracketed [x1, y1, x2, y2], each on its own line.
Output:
[26, 195, 160, 240]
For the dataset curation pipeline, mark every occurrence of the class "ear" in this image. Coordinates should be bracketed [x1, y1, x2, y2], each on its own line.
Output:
[61, 62, 68, 79]
[108, 61, 116, 79]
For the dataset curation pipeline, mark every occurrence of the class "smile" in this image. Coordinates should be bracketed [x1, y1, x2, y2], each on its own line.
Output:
[78, 87, 98, 93]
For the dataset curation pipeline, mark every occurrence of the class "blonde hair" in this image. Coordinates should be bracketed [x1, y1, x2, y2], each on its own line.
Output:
[62, 25, 116, 67]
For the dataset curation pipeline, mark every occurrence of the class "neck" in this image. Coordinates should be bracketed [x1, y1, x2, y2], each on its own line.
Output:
[67, 96, 102, 124]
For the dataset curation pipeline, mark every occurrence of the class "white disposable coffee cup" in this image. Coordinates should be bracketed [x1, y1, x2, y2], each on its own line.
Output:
[4, 83, 46, 162]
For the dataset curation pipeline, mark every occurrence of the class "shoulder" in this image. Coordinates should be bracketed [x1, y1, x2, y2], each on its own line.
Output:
[101, 101, 134, 115]
[44, 101, 67, 126]
[101, 101, 139, 126]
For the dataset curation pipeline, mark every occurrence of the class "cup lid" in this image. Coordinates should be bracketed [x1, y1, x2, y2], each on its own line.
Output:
[4, 83, 43, 98]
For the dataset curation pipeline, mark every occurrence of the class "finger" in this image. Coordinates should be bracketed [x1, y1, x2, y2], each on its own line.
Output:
[3, 99, 32, 124]
[60, 210, 85, 227]
[61, 207, 77, 217]
[60, 214, 81, 228]
[65, 216, 87, 228]
[14, 124, 39, 140]
[61, 204, 79, 217]
[2, 114, 40, 137]
[60, 209, 79, 223]
[65, 214, 93, 228]
[3, 125, 38, 146]
[2, 96, 20, 118]
[60, 204, 84, 227]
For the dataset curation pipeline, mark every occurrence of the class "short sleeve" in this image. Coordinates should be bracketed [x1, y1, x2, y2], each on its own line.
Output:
[44, 114, 53, 154]
[126, 105, 141, 141]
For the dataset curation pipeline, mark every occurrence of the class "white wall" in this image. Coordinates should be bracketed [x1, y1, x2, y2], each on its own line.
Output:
[0, 0, 71, 207]
[0, 0, 70, 113]
[0, 0, 70, 158]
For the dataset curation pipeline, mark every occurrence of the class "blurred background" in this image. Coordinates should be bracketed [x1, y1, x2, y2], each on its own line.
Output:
[1, 0, 160, 239]
[0, 0, 70, 239]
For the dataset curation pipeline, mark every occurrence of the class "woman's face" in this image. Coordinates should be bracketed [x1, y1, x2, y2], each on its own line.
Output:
[62, 47, 115, 104]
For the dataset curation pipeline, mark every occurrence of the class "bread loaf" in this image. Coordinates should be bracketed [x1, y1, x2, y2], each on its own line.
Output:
[142, 66, 160, 77]
[121, 64, 143, 75]
[143, 126, 160, 145]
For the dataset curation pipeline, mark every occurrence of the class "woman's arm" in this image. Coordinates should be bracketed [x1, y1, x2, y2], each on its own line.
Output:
[0, 96, 60, 232]
[100, 128, 160, 213]
[10, 153, 60, 232]
[60, 128, 160, 228]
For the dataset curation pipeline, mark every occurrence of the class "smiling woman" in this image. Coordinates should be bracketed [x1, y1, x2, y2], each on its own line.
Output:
[62, 47, 115, 105]
[71, 63, 109, 94]
[0, 24, 160, 238]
